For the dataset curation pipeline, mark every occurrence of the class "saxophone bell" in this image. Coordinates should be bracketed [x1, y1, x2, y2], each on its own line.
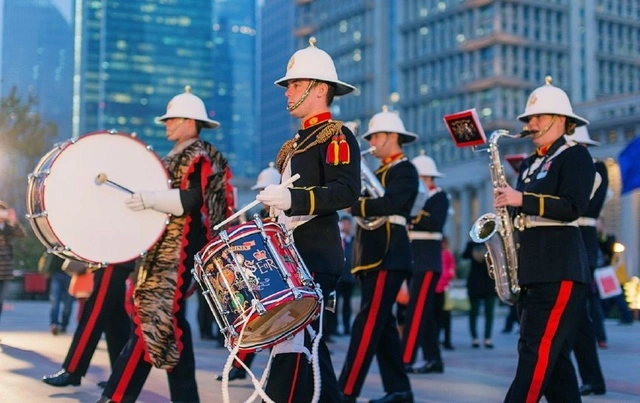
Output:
[469, 129, 521, 305]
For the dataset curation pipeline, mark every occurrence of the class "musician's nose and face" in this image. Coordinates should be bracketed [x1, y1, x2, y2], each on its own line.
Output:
[165, 117, 196, 144]
[366, 132, 398, 159]
[526, 114, 565, 148]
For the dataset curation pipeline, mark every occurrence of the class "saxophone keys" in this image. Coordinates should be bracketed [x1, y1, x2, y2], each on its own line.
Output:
[524, 178, 531, 183]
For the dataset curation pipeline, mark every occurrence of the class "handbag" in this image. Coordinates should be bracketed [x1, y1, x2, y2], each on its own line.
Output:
[593, 265, 622, 299]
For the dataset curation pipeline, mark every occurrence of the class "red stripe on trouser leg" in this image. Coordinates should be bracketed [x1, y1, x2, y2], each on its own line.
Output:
[402, 271, 433, 364]
[67, 265, 113, 372]
[112, 336, 145, 402]
[287, 353, 302, 403]
[526, 281, 573, 403]
[343, 271, 387, 396]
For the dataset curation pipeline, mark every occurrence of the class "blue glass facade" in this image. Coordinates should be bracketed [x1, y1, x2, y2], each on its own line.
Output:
[211, 0, 258, 180]
[258, 0, 295, 169]
[76, 0, 216, 159]
[1, 0, 73, 141]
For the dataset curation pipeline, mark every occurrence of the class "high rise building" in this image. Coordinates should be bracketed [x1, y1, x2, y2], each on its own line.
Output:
[258, 0, 295, 169]
[1, 0, 73, 140]
[287, 0, 640, 271]
[74, 0, 259, 182]
[211, 0, 258, 180]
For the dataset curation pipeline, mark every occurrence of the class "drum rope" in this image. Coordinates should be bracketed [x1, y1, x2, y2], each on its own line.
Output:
[220, 304, 275, 403]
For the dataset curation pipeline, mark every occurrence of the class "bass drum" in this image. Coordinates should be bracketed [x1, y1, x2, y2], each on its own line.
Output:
[26, 131, 169, 264]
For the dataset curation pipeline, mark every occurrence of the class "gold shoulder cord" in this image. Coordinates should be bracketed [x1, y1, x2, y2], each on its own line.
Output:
[275, 121, 343, 174]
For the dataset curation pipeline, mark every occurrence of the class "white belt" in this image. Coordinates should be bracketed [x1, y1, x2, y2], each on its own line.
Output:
[408, 231, 443, 241]
[577, 217, 598, 227]
[388, 215, 407, 226]
[514, 215, 579, 231]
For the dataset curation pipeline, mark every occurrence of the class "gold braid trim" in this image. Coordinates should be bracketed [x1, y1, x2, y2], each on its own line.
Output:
[276, 139, 295, 173]
[275, 121, 343, 174]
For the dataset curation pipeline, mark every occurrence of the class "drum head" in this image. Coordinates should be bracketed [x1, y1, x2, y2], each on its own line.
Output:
[42, 132, 169, 264]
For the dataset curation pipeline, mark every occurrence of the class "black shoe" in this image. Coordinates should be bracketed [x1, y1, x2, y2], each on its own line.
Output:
[97, 380, 107, 389]
[42, 369, 81, 387]
[369, 390, 413, 403]
[579, 384, 606, 396]
[443, 342, 455, 351]
[215, 367, 247, 381]
[341, 393, 356, 403]
[414, 360, 444, 374]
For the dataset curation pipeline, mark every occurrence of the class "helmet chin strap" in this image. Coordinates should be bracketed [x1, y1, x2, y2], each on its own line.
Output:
[287, 80, 317, 112]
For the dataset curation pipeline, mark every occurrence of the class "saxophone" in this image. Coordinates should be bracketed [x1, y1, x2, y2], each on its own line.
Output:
[469, 129, 529, 305]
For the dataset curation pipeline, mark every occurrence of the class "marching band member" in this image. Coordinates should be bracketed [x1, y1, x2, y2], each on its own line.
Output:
[338, 108, 418, 403]
[42, 261, 134, 388]
[256, 37, 360, 402]
[495, 77, 595, 402]
[402, 152, 449, 374]
[566, 126, 608, 396]
[99, 87, 233, 403]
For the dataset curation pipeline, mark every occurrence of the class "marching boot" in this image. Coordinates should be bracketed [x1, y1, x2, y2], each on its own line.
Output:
[215, 366, 247, 381]
[42, 369, 81, 387]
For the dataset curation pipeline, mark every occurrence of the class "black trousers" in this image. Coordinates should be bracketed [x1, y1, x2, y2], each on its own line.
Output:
[505, 281, 587, 403]
[264, 272, 340, 403]
[572, 301, 605, 387]
[63, 264, 132, 375]
[402, 270, 441, 364]
[339, 269, 411, 398]
[102, 296, 198, 403]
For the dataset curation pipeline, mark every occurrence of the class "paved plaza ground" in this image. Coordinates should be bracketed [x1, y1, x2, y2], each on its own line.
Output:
[1, 299, 639, 402]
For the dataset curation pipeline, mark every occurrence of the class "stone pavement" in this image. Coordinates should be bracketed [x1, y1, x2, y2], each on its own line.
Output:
[1, 299, 639, 402]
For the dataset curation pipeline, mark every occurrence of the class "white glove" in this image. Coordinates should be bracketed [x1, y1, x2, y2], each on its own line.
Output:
[256, 184, 292, 211]
[125, 189, 184, 216]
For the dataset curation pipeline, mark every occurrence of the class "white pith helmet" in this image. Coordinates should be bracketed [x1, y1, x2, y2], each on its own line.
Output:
[565, 126, 600, 146]
[361, 106, 418, 144]
[251, 162, 281, 190]
[517, 76, 588, 127]
[344, 121, 359, 136]
[156, 86, 220, 129]
[412, 150, 445, 177]
[275, 37, 355, 96]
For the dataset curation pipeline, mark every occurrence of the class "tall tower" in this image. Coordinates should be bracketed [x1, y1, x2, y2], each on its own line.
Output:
[211, 0, 258, 180]
[1, 0, 73, 140]
[73, 0, 216, 158]
[258, 0, 296, 168]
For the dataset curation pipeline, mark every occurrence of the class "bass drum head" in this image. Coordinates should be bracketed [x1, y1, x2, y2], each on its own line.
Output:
[43, 132, 169, 264]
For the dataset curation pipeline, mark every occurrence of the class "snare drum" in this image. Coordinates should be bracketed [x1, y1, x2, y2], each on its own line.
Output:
[26, 131, 170, 264]
[193, 218, 321, 351]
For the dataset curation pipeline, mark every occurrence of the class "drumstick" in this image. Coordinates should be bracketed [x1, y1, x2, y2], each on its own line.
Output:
[213, 173, 301, 231]
[95, 173, 134, 194]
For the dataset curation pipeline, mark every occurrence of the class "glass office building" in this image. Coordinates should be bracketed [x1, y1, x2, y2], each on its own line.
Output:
[1, 0, 73, 140]
[210, 0, 258, 180]
[75, 0, 216, 159]
[258, 0, 295, 169]
[288, 0, 640, 270]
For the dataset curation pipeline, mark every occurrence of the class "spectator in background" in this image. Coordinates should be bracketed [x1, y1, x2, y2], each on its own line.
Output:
[336, 214, 356, 336]
[41, 252, 74, 335]
[0, 201, 25, 323]
[437, 236, 456, 350]
[462, 240, 497, 348]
